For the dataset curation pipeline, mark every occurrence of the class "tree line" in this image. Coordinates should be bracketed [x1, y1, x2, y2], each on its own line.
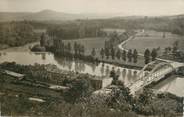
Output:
[52, 39, 85, 57]
[91, 48, 138, 63]
[47, 24, 106, 39]
[0, 21, 38, 47]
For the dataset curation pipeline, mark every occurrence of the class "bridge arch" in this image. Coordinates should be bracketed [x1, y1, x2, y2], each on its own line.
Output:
[129, 60, 184, 95]
[141, 61, 176, 87]
[138, 60, 175, 80]
[149, 62, 175, 75]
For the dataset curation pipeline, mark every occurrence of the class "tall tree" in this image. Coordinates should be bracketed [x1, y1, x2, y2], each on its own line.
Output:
[144, 49, 150, 64]
[81, 45, 85, 56]
[116, 49, 121, 60]
[67, 42, 71, 53]
[91, 48, 96, 57]
[40, 33, 46, 47]
[133, 49, 138, 63]
[151, 48, 157, 61]
[74, 42, 78, 55]
[111, 47, 115, 60]
[164, 47, 169, 55]
[105, 48, 110, 59]
[172, 41, 179, 57]
[127, 49, 132, 62]
[122, 50, 127, 61]
[78, 44, 82, 56]
[100, 48, 105, 59]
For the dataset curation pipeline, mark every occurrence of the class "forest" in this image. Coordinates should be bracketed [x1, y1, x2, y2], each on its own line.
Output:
[0, 15, 183, 49]
[0, 21, 39, 48]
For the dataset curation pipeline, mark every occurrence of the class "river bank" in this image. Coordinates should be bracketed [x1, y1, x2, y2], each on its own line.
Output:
[0, 40, 183, 117]
[0, 37, 183, 97]
[0, 42, 39, 52]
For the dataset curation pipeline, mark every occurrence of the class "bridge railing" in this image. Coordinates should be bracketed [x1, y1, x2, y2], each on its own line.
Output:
[128, 66, 175, 94]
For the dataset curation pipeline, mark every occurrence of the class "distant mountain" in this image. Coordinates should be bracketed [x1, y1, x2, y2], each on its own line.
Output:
[0, 9, 183, 22]
[0, 10, 77, 21]
[0, 12, 32, 21]
[0, 9, 126, 21]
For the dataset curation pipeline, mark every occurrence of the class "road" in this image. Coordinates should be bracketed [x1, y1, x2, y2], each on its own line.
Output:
[118, 31, 184, 69]
[118, 31, 184, 94]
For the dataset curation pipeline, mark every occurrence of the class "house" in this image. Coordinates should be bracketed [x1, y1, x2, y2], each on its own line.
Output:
[2, 70, 25, 80]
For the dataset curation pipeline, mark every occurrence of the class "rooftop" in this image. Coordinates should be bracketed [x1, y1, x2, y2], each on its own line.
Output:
[3, 70, 25, 79]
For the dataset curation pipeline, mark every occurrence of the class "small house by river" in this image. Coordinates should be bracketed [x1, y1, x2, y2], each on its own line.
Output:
[0, 69, 25, 81]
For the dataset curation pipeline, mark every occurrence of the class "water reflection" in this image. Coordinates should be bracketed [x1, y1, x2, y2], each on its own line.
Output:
[116, 68, 121, 76]
[105, 65, 110, 76]
[100, 64, 105, 76]
[121, 69, 126, 81]
[132, 71, 138, 82]
[91, 63, 96, 73]
[1, 51, 183, 96]
[127, 69, 132, 83]
[0, 52, 143, 86]
[41, 53, 46, 60]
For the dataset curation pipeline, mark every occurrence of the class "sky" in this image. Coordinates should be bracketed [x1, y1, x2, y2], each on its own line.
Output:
[0, 0, 184, 16]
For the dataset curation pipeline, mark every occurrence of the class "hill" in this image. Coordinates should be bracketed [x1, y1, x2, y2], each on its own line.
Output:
[0, 9, 126, 21]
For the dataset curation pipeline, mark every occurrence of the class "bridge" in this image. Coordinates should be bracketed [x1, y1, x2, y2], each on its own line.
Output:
[117, 31, 184, 95]
[127, 60, 184, 95]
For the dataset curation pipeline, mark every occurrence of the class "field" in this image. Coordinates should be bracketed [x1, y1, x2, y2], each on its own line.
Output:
[63, 37, 109, 55]
[63, 37, 146, 68]
[178, 38, 184, 52]
[124, 30, 182, 55]
[101, 28, 126, 36]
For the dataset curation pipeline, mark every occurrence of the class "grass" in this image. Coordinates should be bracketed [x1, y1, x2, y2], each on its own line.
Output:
[62, 30, 183, 68]
[124, 30, 182, 55]
[178, 38, 184, 52]
[63, 37, 146, 68]
[63, 37, 109, 55]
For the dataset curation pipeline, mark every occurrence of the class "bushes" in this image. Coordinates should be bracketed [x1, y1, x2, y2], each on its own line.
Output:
[133, 88, 183, 116]
[64, 78, 94, 103]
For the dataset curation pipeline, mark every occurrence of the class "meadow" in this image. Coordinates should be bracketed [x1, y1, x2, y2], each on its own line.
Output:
[63, 37, 109, 55]
[178, 39, 184, 52]
[124, 30, 182, 55]
[63, 37, 146, 68]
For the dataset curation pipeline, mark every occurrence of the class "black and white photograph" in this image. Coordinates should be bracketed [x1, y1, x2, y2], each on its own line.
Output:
[0, 0, 184, 117]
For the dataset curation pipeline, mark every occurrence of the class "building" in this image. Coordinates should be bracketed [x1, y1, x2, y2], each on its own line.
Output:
[2, 70, 25, 80]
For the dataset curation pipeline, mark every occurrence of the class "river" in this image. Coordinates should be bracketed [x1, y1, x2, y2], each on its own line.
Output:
[0, 42, 183, 97]
[153, 76, 184, 97]
[0, 44, 140, 87]
[118, 31, 184, 97]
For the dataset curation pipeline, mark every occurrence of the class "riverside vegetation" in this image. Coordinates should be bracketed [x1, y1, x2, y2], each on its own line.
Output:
[0, 62, 183, 117]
